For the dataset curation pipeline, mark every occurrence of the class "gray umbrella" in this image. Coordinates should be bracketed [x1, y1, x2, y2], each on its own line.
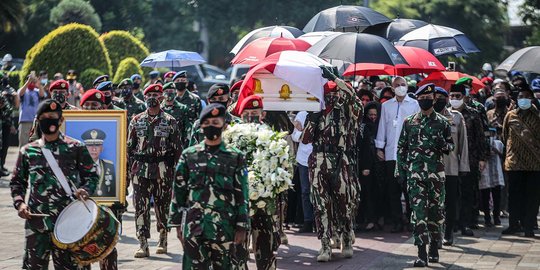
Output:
[303, 5, 391, 33]
[495, 46, 540, 74]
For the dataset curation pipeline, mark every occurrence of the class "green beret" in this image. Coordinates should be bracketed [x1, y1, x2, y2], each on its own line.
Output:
[119, 78, 133, 87]
[162, 82, 176, 91]
[455, 77, 472, 86]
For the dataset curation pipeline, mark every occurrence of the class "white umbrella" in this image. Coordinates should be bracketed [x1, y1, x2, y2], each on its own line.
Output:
[298, 31, 341, 45]
[230, 26, 304, 55]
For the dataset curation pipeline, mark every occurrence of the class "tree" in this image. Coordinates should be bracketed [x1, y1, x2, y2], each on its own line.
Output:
[99, 30, 149, 72]
[50, 0, 102, 31]
[113, 57, 143, 84]
[0, 0, 26, 33]
[520, 0, 540, 45]
[89, 0, 151, 33]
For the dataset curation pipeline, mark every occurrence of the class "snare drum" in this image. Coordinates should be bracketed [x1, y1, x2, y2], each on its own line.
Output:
[52, 199, 119, 265]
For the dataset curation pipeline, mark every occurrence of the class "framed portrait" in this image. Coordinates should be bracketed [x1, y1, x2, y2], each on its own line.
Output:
[60, 110, 127, 206]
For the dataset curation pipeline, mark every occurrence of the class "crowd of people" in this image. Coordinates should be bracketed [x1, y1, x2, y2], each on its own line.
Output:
[2, 56, 540, 269]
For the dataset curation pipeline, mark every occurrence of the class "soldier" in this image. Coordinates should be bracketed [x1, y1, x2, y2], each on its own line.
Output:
[396, 84, 454, 267]
[189, 83, 242, 146]
[168, 103, 249, 270]
[93, 75, 109, 89]
[118, 78, 146, 123]
[10, 99, 98, 269]
[448, 83, 489, 236]
[97, 81, 123, 110]
[433, 87, 469, 246]
[161, 82, 190, 144]
[82, 129, 116, 197]
[127, 84, 182, 257]
[163, 71, 176, 83]
[80, 89, 105, 110]
[301, 66, 360, 262]
[174, 71, 202, 124]
[227, 80, 243, 113]
[131, 74, 145, 101]
[144, 71, 160, 89]
[0, 71, 18, 176]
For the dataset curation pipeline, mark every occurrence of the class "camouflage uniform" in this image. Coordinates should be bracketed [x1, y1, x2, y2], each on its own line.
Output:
[188, 112, 242, 147]
[176, 90, 202, 127]
[1, 84, 16, 169]
[133, 90, 144, 102]
[396, 111, 454, 246]
[161, 100, 190, 146]
[10, 133, 98, 269]
[127, 109, 181, 249]
[122, 96, 146, 122]
[168, 141, 249, 270]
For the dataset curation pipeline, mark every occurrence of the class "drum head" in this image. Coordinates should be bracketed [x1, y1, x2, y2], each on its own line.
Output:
[54, 200, 98, 244]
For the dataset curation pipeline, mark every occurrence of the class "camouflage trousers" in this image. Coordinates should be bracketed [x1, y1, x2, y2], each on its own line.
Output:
[23, 229, 88, 270]
[251, 213, 279, 270]
[182, 237, 232, 270]
[308, 152, 357, 241]
[407, 170, 446, 246]
[133, 177, 172, 239]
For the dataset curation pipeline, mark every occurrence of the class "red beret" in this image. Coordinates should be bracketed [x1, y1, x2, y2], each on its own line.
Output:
[49, 80, 69, 92]
[481, 77, 493, 85]
[239, 95, 263, 114]
[324, 81, 338, 94]
[144, 84, 163, 95]
[231, 80, 243, 92]
[164, 71, 176, 79]
[80, 89, 105, 106]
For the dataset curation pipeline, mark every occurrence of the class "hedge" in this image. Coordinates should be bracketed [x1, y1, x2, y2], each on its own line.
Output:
[21, 23, 112, 82]
[80, 68, 105, 90]
[100, 30, 149, 73]
[113, 57, 143, 84]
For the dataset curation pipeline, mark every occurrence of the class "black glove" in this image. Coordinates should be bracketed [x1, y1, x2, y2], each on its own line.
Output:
[320, 66, 337, 81]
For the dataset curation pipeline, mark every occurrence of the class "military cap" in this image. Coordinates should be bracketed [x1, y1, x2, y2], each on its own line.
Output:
[149, 70, 160, 78]
[323, 81, 338, 94]
[531, 78, 540, 92]
[455, 77, 473, 87]
[434, 86, 448, 97]
[207, 83, 230, 99]
[119, 78, 133, 87]
[230, 80, 243, 93]
[144, 84, 163, 95]
[172, 70, 187, 81]
[49, 79, 69, 92]
[93, 75, 109, 87]
[130, 74, 142, 81]
[162, 82, 176, 91]
[199, 103, 226, 122]
[450, 84, 466, 95]
[36, 99, 63, 118]
[238, 95, 263, 114]
[96, 81, 113, 92]
[164, 71, 176, 79]
[415, 83, 435, 96]
[80, 89, 105, 106]
[81, 128, 106, 146]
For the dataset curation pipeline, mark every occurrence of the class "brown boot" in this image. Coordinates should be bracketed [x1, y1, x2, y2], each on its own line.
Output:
[156, 230, 167, 254]
[134, 236, 149, 258]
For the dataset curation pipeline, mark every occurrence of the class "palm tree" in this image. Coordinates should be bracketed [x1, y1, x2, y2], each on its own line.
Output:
[0, 0, 25, 33]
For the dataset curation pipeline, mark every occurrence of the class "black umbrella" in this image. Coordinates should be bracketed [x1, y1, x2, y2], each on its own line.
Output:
[303, 5, 391, 33]
[380, 18, 429, 43]
[307, 33, 408, 66]
[230, 26, 304, 55]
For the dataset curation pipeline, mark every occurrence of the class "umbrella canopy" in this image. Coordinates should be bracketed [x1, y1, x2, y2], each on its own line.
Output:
[343, 46, 444, 76]
[230, 37, 311, 66]
[396, 24, 480, 57]
[417, 71, 484, 92]
[495, 46, 540, 74]
[383, 18, 429, 43]
[303, 5, 391, 33]
[230, 26, 304, 55]
[298, 31, 341, 45]
[140, 50, 206, 68]
[307, 33, 408, 66]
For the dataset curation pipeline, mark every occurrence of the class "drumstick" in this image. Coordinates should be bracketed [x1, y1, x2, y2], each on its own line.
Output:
[29, 213, 50, 217]
[68, 180, 92, 213]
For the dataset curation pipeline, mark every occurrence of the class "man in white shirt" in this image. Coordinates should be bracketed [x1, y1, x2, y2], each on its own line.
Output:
[292, 111, 314, 233]
[375, 76, 420, 233]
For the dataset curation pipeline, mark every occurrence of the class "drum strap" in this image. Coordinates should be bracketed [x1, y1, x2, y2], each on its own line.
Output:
[39, 139, 74, 197]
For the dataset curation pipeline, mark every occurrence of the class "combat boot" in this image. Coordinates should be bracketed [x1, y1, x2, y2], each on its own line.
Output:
[134, 236, 149, 258]
[413, 244, 428, 267]
[330, 234, 341, 249]
[280, 231, 289, 245]
[341, 231, 353, 258]
[156, 230, 167, 254]
[317, 238, 332, 262]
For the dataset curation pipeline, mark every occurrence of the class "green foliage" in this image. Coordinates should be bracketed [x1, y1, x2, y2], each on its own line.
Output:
[525, 26, 540, 46]
[0, 0, 26, 32]
[520, 0, 540, 45]
[113, 57, 143, 84]
[21, 23, 112, 82]
[370, 0, 420, 19]
[100, 30, 149, 73]
[79, 68, 104, 89]
[50, 0, 102, 31]
[7, 70, 22, 88]
[89, 0, 151, 33]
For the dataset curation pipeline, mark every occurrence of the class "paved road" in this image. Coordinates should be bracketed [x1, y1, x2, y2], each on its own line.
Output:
[1, 147, 540, 269]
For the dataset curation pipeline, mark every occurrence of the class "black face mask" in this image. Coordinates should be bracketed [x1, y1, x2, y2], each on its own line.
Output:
[243, 115, 261, 123]
[52, 93, 66, 104]
[164, 92, 176, 102]
[68, 79, 75, 83]
[103, 95, 112, 105]
[203, 125, 223, 140]
[175, 82, 187, 91]
[39, 118, 60, 135]
[133, 82, 140, 89]
[418, 99, 434, 111]
[1, 78, 8, 86]
[146, 97, 159, 108]
[121, 88, 132, 98]
[433, 98, 447, 112]
[495, 98, 507, 109]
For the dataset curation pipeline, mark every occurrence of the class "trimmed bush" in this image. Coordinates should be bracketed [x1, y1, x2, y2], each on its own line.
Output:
[7, 70, 22, 88]
[21, 23, 112, 82]
[113, 57, 143, 84]
[100, 30, 149, 73]
[50, 0, 102, 32]
[80, 68, 105, 90]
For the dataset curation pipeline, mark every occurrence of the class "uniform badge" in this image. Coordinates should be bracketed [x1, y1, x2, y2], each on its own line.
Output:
[253, 100, 259, 107]
[211, 108, 219, 116]
[61, 83, 66, 88]
[155, 86, 159, 90]
[91, 130, 98, 139]
[96, 92, 102, 99]
[50, 102, 57, 110]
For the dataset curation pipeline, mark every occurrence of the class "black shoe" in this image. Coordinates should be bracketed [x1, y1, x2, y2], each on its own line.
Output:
[485, 219, 494, 228]
[0, 169, 9, 177]
[391, 223, 404, 233]
[298, 222, 313, 233]
[442, 237, 453, 246]
[470, 223, 480, 229]
[461, 227, 474, 236]
[428, 241, 439, 263]
[493, 216, 501, 226]
[524, 230, 535, 238]
[502, 226, 518, 235]
[413, 244, 428, 267]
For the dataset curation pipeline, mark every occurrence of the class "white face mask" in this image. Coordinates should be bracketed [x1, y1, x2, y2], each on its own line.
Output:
[449, 99, 464, 109]
[394, 86, 408, 97]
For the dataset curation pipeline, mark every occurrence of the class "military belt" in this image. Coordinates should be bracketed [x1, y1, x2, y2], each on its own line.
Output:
[313, 145, 342, 153]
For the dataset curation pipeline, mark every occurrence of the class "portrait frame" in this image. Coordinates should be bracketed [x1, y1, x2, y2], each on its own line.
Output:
[60, 110, 127, 206]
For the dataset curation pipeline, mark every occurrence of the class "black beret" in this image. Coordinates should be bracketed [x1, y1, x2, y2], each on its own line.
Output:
[199, 103, 226, 122]
[96, 81, 113, 91]
[172, 71, 187, 81]
[93, 75, 109, 87]
[81, 128, 106, 145]
[415, 83, 435, 96]
[207, 83, 230, 99]
[36, 99, 62, 118]
[450, 84, 466, 95]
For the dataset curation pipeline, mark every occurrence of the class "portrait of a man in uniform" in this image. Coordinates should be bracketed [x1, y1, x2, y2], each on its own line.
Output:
[82, 128, 116, 197]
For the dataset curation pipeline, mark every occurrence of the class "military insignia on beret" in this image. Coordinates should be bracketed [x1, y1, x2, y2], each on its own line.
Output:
[211, 108, 219, 116]
[123, 81, 127, 85]
[253, 100, 259, 107]
[50, 102, 57, 110]
[155, 86, 159, 90]
[91, 130, 98, 139]
[217, 89, 223, 95]
[61, 83, 66, 88]
[96, 92, 102, 99]
[428, 85, 433, 92]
